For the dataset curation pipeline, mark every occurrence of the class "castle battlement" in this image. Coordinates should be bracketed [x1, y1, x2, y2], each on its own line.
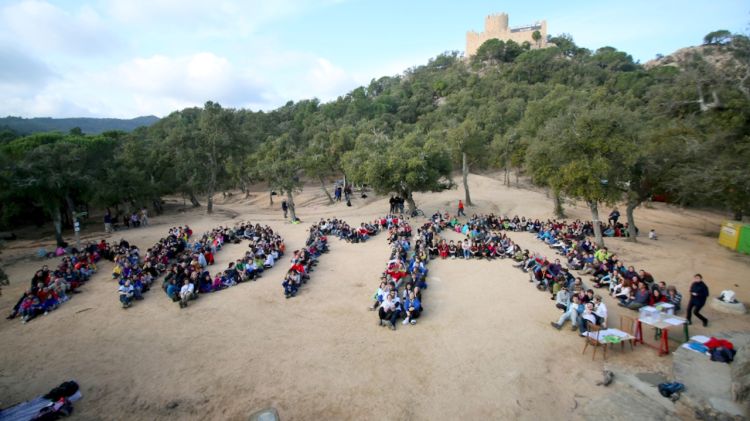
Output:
[466, 12, 548, 57]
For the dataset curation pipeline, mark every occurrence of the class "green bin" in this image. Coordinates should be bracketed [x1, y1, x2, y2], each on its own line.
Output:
[738, 224, 750, 255]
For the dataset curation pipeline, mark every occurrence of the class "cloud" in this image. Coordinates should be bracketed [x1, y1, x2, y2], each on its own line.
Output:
[115, 52, 268, 108]
[105, 0, 344, 39]
[0, 44, 56, 90]
[0, 0, 121, 56]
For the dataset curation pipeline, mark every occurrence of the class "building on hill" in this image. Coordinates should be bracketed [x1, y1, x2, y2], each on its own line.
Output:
[466, 13, 548, 57]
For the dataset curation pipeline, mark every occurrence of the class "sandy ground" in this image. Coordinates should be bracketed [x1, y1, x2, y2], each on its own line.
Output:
[0, 173, 748, 420]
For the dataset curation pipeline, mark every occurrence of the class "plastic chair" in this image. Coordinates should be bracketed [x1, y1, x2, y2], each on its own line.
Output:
[582, 322, 607, 360]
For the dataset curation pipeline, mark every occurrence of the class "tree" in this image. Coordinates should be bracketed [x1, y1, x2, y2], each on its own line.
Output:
[254, 133, 303, 221]
[446, 118, 485, 206]
[343, 131, 451, 214]
[532, 30, 542, 48]
[198, 101, 235, 213]
[529, 100, 637, 246]
[703, 30, 732, 46]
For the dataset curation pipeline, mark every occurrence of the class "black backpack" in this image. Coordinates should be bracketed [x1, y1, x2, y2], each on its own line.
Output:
[658, 382, 685, 398]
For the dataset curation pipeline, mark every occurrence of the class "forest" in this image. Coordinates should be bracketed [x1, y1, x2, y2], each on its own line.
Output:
[0, 31, 748, 248]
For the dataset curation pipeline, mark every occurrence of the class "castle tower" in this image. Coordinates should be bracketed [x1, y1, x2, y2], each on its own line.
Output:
[466, 12, 548, 57]
[484, 13, 508, 33]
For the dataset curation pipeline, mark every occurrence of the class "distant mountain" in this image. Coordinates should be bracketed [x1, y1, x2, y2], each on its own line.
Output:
[0, 115, 160, 135]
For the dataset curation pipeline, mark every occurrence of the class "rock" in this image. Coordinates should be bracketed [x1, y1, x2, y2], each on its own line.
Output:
[709, 297, 747, 315]
[730, 344, 750, 403]
[248, 407, 279, 421]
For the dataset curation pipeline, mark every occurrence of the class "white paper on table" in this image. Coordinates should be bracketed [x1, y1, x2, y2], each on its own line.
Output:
[664, 317, 685, 325]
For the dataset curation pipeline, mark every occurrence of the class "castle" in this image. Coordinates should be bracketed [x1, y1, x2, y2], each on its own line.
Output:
[466, 13, 548, 57]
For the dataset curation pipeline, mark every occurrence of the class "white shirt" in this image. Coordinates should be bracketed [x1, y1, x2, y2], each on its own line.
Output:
[595, 302, 608, 322]
[180, 283, 194, 296]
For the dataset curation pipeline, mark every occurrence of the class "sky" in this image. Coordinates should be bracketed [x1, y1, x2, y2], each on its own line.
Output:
[0, 0, 747, 118]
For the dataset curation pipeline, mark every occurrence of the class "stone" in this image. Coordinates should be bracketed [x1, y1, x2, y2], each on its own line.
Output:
[709, 297, 747, 315]
[730, 344, 750, 403]
[248, 407, 279, 421]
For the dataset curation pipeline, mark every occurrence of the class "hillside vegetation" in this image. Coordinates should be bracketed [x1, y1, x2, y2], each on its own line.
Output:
[0, 115, 159, 136]
[0, 32, 748, 247]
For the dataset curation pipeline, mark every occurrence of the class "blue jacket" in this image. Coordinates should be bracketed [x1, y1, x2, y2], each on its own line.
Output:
[405, 297, 421, 312]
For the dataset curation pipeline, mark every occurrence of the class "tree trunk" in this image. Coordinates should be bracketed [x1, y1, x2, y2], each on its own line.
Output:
[626, 200, 639, 242]
[319, 176, 334, 204]
[462, 152, 473, 206]
[503, 166, 510, 186]
[589, 201, 605, 248]
[152, 198, 163, 215]
[553, 188, 565, 219]
[405, 191, 417, 215]
[189, 193, 201, 207]
[241, 180, 250, 199]
[51, 204, 64, 247]
[64, 195, 76, 227]
[515, 170, 519, 187]
[286, 190, 297, 221]
[206, 178, 215, 213]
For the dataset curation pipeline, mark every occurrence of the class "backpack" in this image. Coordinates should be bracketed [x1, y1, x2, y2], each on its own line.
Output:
[658, 382, 685, 398]
[346, 199, 352, 207]
[710, 346, 736, 363]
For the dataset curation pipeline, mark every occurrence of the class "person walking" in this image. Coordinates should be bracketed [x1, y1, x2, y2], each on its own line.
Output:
[281, 200, 288, 219]
[686, 273, 709, 327]
[457, 200, 465, 217]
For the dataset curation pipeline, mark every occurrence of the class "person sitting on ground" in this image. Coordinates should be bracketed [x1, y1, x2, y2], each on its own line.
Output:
[594, 295, 608, 328]
[119, 279, 135, 308]
[620, 282, 649, 310]
[448, 241, 458, 259]
[666, 285, 682, 313]
[649, 288, 668, 306]
[283, 270, 300, 299]
[551, 295, 582, 331]
[555, 286, 570, 311]
[578, 302, 598, 336]
[19, 293, 42, 323]
[378, 290, 400, 330]
[402, 291, 422, 325]
[165, 278, 180, 301]
[179, 279, 194, 308]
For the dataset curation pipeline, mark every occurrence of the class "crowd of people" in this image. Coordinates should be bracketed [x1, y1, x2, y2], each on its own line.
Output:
[112, 226, 193, 308]
[370, 215, 429, 330]
[158, 223, 285, 308]
[104, 208, 149, 233]
[281, 217, 385, 298]
[7, 242, 106, 323]
[387, 207, 706, 336]
[520, 218, 710, 334]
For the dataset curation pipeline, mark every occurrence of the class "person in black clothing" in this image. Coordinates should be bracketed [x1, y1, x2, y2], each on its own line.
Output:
[281, 200, 288, 219]
[686, 273, 709, 327]
[608, 209, 620, 227]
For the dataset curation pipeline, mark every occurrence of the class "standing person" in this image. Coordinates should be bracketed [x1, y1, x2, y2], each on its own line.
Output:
[457, 200, 465, 217]
[344, 185, 352, 202]
[608, 208, 620, 227]
[104, 208, 113, 233]
[686, 274, 709, 326]
[140, 207, 149, 226]
[389, 196, 396, 214]
[334, 186, 342, 202]
[281, 200, 288, 219]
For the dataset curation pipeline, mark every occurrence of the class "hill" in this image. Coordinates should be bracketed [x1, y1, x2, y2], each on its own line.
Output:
[0, 115, 160, 135]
